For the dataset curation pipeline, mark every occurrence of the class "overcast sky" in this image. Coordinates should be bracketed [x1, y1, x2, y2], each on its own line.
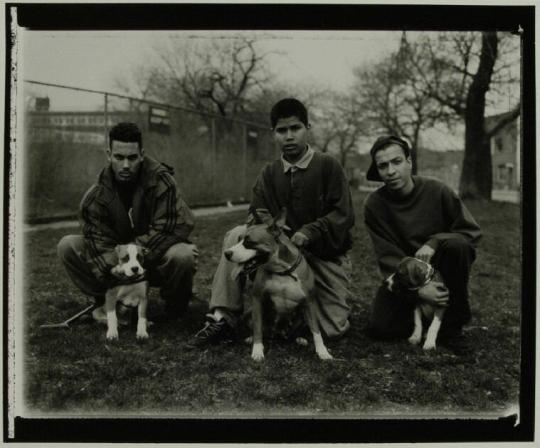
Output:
[19, 29, 519, 151]
[21, 30, 400, 98]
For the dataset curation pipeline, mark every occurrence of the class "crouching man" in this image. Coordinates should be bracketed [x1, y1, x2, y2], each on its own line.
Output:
[187, 98, 355, 348]
[363, 135, 482, 350]
[57, 122, 198, 321]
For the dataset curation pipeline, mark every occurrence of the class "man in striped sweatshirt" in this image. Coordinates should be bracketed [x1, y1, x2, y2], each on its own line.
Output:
[57, 122, 198, 321]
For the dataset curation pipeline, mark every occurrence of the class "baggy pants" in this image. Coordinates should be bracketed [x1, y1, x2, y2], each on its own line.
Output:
[208, 225, 352, 338]
[369, 238, 476, 338]
[57, 235, 196, 308]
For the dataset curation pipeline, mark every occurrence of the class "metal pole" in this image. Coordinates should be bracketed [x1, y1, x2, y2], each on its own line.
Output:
[104, 93, 108, 145]
[242, 124, 247, 201]
[211, 117, 216, 203]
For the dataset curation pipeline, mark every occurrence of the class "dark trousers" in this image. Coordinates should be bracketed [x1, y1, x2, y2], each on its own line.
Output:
[57, 235, 196, 308]
[370, 238, 476, 339]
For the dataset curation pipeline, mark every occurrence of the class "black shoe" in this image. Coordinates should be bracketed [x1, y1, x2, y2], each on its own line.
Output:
[439, 333, 472, 356]
[185, 315, 236, 349]
[438, 323, 464, 341]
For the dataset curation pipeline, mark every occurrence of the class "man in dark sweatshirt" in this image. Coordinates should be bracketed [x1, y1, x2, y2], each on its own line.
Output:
[363, 135, 482, 343]
[188, 98, 355, 347]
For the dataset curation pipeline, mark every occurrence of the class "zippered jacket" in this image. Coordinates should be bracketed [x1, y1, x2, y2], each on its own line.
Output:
[79, 156, 194, 285]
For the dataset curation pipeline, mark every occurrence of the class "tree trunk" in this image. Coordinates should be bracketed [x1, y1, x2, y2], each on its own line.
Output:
[410, 125, 421, 175]
[459, 32, 498, 199]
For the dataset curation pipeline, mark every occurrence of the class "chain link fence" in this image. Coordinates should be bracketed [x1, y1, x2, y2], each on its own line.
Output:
[23, 80, 277, 222]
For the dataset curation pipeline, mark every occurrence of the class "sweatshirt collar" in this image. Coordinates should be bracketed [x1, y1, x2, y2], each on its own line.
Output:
[281, 145, 314, 173]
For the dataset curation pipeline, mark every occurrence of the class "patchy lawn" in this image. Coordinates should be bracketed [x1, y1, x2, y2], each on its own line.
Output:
[22, 192, 521, 417]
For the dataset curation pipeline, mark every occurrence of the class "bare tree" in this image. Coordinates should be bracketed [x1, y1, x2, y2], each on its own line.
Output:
[401, 31, 520, 199]
[310, 91, 367, 168]
[352, 33, 447, 174]
[117, 36, 275, 123]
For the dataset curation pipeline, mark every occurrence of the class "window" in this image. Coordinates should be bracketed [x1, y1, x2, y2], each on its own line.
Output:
[495, 137, 504, 152]
[497, 164, 507, 182]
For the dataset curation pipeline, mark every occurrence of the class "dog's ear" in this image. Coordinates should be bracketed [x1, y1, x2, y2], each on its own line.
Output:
[249, 207, 263, 224]
[275, 207, 287, 228]
[269, 207, 287, 231]
[409, 260, 429, 287]
[267, 210, 287, 238]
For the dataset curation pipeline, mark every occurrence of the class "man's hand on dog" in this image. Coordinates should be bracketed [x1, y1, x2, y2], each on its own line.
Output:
[417, 281, 449, 307]
[187, 244, 199, 269]
[291, 232, 309, 248]
[415, 244, 435, 262]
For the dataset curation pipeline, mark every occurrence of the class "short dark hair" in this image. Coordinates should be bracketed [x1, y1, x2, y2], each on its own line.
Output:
[270, 98, 309, 129]
[109, 122, 142, 151]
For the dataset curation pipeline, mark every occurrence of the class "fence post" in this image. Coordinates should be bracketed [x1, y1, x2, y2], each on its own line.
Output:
[104, 93, 108, 144]
[242, 124, 247, 201]
[211, 117, 216, 203]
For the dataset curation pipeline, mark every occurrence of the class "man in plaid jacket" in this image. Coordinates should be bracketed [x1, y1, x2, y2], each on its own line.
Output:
[57, 122, 198, 321]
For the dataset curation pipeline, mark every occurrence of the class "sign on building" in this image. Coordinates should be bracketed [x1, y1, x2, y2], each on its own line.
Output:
[149, 106, 171, 134]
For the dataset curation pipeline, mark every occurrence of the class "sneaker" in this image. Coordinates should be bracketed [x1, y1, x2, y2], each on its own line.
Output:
[185, 315, 236, 349]
[439, 332, 472, 356]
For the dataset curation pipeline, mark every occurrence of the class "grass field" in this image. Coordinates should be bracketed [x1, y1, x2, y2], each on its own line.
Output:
[22, 192, 521, 417]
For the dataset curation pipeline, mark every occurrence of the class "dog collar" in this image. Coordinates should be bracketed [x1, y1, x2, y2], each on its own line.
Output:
[114, 273, 147, 285]
[267, 252, 303, 281]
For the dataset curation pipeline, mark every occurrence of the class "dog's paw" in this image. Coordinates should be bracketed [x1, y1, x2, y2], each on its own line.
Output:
[136, 331, 149, 340]
[106, 330, 119, 341]
[295, 337, 308, 346]
[408, 335, 422, 346]
[316, 347, 333, 361]
[251, 343, 265, 362]
[422, 340, 437, 350]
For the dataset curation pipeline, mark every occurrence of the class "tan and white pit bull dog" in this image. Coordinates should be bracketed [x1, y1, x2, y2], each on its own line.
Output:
[224, 210, 333, 362]
[385, 257, 448, 350]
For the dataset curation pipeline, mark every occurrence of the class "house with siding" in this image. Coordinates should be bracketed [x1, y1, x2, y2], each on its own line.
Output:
[486, 111, 521, 192]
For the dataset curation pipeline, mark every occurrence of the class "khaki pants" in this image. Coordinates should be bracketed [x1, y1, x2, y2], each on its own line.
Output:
[57, 235, 196, 307]
[209, 225, 352, 338]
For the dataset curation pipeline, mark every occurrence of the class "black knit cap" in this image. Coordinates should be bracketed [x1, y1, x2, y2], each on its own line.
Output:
[366, 135, 411, 182]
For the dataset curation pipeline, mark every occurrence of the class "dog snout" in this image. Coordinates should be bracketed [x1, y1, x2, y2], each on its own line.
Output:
[224, 249, 233, 261]
[131, 266, 139, 274]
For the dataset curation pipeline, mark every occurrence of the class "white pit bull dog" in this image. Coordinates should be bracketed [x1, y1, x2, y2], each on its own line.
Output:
[103, 244, 150, 341]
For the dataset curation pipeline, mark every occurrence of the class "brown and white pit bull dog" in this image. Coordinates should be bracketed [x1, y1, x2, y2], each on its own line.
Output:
[102, 243, 150, 341]
[385, 257, 448, 350]
[224, 210, 333, 362]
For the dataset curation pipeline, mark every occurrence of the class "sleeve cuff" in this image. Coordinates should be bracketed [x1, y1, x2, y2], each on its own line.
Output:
[298, 226, 317, 243]
[425, 238, 439, 251]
